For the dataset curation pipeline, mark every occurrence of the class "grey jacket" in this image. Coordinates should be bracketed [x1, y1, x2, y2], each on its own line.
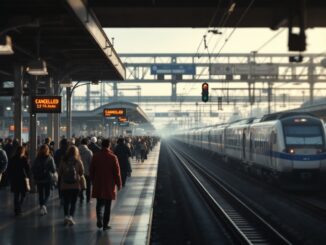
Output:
[78, 145, 93, 175]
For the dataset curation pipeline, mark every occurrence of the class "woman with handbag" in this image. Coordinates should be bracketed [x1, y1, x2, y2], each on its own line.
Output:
[8, 145, 30, 216]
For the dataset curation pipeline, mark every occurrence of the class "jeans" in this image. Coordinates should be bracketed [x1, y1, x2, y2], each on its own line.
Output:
[62, 189, 79, 216]
[37, 183, 51, 207]
[96, 199, 112, 227]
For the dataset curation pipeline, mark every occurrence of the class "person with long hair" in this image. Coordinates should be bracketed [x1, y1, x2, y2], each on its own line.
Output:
[8, 145, 30, 216]
[32, 144, 56, 216]
[58, 145, 84, 226]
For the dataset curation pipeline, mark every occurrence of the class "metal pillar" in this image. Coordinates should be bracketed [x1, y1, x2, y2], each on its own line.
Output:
[308, 58, 315, 105]
[47, 78, 54, 140]
[171, 81, 177, 102]
[29, 78, 38, 163]
[267, 82, 272, 114]
[53, 80, 60, 150]
[113, 81, 118, 101]
[13, 65, 23, 144]
[66, 86, 72, 139]
[86, 83, 90, 111]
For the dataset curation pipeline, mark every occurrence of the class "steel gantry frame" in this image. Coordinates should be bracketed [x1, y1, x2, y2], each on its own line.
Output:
[70, 52, 326, 109]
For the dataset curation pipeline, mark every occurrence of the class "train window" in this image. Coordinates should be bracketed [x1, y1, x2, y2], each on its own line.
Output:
[284, 125, 323, 145]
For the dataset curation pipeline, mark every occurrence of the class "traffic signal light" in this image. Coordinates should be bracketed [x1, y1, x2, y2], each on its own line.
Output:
[202, 82, 209, 102]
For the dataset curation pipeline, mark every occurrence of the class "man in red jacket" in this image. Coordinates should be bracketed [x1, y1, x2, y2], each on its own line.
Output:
[90, 139, 122, 230]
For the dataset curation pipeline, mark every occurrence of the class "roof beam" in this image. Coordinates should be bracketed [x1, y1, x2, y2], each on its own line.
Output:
[65, 0, 125, 80]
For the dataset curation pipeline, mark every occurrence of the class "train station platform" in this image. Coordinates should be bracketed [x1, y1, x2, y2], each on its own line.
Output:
[0, 143, 160, 245]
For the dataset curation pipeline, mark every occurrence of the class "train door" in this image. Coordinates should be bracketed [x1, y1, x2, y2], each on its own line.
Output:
[269, 131, 276, 168]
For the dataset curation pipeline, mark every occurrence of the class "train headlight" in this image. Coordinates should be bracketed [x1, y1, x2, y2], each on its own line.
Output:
[284, 148, 295, 154]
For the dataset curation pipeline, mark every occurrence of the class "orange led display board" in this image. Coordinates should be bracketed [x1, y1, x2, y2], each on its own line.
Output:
[31, 96, 62, 113]
[118, 116, 128, 122]
[103, 108, 126, 117]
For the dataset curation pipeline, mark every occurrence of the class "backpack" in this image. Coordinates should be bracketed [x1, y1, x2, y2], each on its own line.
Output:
[62, 160, 78, 184]
[33, 157, 49, 181]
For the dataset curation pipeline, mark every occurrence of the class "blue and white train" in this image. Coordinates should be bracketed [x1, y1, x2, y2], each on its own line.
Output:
[175, 113, 326, 186]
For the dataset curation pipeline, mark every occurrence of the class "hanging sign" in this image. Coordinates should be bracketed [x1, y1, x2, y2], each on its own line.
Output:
[103, 108, 126, 117]
[31, 96, 62, 113]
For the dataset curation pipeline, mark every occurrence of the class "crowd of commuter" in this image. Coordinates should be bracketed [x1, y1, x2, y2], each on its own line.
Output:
[0, 135, 159, 229]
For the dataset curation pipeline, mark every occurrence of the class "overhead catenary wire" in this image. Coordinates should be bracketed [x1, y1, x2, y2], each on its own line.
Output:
[215, 0, 256, 56]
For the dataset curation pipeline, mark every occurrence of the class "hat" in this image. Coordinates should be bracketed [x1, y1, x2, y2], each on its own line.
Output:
[90, 136, 97, 143]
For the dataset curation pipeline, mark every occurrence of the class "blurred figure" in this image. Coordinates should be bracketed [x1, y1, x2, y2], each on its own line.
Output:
[89, 137, 101, 154]
[59, 145, 84, 226]
[54, 139, 69, 203]
[8, 146, 30, 216]
[0, 147, 8, 183]
[32, 144, 56, 216]
[140, 139, 147, 163]
[114, 138, 132, 187]
[78, 138, 93, 204]
[90, 139, 122, 230]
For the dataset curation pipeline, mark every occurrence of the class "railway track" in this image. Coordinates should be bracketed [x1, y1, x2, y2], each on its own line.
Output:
[166, 143, 294, 245]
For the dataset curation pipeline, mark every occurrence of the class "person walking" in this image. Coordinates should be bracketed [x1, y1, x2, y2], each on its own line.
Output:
[54, 138, 69, 204]
[78, 138, 93, 204]
[32, 144, 56, 216]
[0, 147, 8, 183]
[90, 139, 122, 230]
[114, 138, 132, 187]
[8, 146, 30, 216]
[58, 145, 84, 226]
[89, 137, 101, 154]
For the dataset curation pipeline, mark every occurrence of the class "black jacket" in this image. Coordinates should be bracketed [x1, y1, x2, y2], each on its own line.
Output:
[114, 143, 132, 173]
[8, 156, 30, 193]
[89, 142, 101, 154]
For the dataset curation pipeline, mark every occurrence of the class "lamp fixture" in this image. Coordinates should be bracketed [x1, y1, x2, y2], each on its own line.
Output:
[0, 35, 14, 55]
[60, 79, 73, 87]
[26, 59, 48, 76]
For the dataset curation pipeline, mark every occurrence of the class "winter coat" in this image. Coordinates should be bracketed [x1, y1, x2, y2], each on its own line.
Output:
[90, 149, 121, 200]
[114, 143, 132, 173]
[32, 156, 56, 184]
[8, 156, 30, 193]
[78, 145, 93, 176]
[88, 142, 101, 154]
[58, 158, 84, 191]
[54, 147, 67, 170]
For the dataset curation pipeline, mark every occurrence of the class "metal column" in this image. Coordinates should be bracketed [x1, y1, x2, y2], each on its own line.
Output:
[29, 78, 38, 163]
[66, 86, 72, 140]
[113, 81, 118, 102]
[171, 81, 177, 102]
[13, 65, 23, 144]
[47, 78, 54, 140]
[267, 82, 272, 114]
[86, 83, 90, 111]
[308, 58, 315, 105]
[53, 80, 60, 150]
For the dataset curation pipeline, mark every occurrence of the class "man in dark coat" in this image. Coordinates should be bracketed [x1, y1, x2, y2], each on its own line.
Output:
[114, 138, 132, 187]
[90, 139, 122, 230]
[89, 137, 101, 154]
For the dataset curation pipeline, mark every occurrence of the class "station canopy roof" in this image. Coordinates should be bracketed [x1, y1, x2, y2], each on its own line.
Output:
[0, 0, 125, 82]
[89, 0, 326, 28]
[72, 101, 155, 130]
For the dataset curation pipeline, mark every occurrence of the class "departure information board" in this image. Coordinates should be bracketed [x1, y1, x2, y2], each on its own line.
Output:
[31, 96, 62, 113]
[103, 108, 126, 117]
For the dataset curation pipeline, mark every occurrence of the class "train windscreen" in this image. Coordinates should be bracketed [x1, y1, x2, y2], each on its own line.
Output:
[284, 125, 323, 146]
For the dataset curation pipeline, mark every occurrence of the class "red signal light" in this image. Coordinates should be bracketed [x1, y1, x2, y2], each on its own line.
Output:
[202, 83, 209, 90]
